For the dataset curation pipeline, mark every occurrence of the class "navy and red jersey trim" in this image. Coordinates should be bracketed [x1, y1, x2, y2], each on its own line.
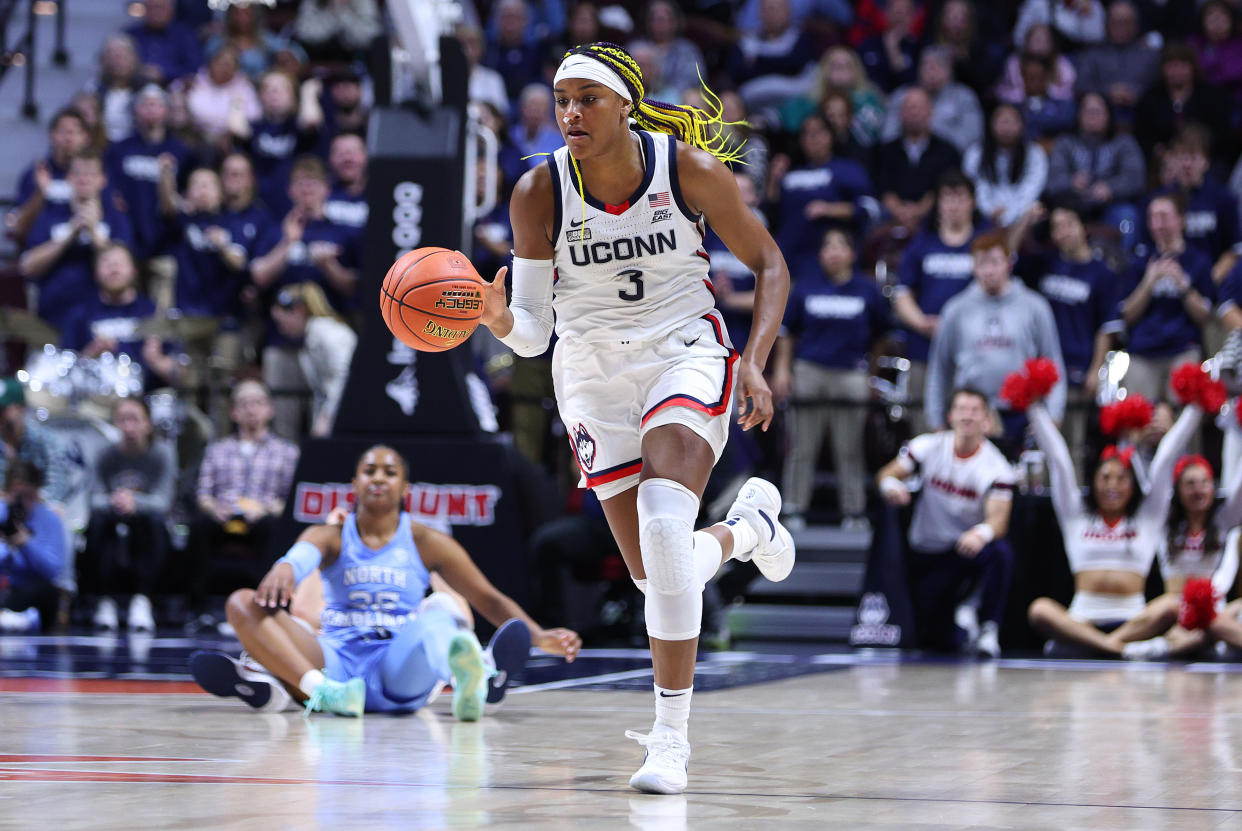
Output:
[667, 134, 700, 222]
[640, 311, 738, 426]
[566, 130, 657, 215]
[546, 155, 562, 242]
[577, 456, 643, 487]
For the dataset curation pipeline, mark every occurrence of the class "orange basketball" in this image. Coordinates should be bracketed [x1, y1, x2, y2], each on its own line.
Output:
[379, 247, 485, 352]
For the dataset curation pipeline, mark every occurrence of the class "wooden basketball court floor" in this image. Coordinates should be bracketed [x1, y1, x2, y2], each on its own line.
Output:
[3, 637, 1242, 829]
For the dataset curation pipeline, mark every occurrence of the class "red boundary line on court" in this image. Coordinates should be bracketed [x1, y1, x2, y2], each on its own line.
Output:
[0, 768, 403, 785]
[0, 679, 203, 694]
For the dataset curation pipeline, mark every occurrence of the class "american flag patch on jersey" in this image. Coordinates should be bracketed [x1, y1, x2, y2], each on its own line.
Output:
[648, 191, 670, 207]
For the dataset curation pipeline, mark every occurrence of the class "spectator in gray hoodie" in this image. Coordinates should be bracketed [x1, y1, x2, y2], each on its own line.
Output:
[926, 230, 1067, 450]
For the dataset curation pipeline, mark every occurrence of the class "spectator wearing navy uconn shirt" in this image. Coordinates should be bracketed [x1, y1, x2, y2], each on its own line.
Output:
[319, 69, 369, 143]
[219, 152, 274, 266]
[483, 0, 546, 102]
[772, 113, 874, 275]
[59, 243, 183, 391]
[251, 156, 359, 439]
[19, 152, 135, 332]
[709, 172, 768, 353]
[233, 71, 323, 220]
[126, 0, 203, 84]
[891, 171, 982, 434]
[322, 133, 368, 246]
[1217, 256, 1242, 331]
[10, 109, 92, 246]
[773, 230, 894, 527]
[1153, 125, 1240, 281]
[158, 165, 248, 322]
[1015, 202, 1122, 464]
[105, 84, 191, 263]
[1119, 194, 1216, 402]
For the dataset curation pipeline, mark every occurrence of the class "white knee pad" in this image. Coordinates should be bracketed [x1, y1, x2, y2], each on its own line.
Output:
[638, 478, 702, 641]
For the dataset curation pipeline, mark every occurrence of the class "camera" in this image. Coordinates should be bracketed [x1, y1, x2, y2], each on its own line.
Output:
[0, 498, 27, 538]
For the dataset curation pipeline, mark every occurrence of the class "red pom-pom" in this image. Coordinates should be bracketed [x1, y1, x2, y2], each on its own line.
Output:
[1199, 378, 1227, 415]
[1117, 395, 1153, 433]
[1000, 359, 1060, 412]
[999, 370, 1033, 411]
[1099, 403, 1119, 436]
[1099, 395, 1154, 437]
[1178, 577, 1218, 631]
[1024, 358, 1059, 398]
[1170, 362, 1205, 406]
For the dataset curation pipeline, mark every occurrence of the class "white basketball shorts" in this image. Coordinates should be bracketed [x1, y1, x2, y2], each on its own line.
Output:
[553, 311, 738, 500]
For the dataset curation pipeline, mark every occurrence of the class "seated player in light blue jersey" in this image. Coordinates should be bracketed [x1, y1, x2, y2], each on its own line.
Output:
[190, 445, 581, 719]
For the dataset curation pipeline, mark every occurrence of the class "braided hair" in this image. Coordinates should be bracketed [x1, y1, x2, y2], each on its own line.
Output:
[560, 42, 748, 166]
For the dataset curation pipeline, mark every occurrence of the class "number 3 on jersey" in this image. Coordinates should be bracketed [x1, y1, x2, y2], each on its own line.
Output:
[617, 268, 644, 301]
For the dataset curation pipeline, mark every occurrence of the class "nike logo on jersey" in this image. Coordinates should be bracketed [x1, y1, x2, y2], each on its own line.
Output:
[569, 216, 592, 227]
[683, 336, 701, 348]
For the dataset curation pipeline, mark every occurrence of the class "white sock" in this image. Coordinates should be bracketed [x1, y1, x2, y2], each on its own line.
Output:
[720, 516, 759, 560]
[691, 531, 724, 586]
[653, 684, 692, 740]
[299, 669, 326, 696]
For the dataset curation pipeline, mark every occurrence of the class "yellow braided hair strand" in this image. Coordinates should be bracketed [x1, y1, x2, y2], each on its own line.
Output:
[564, 42, 750, 167]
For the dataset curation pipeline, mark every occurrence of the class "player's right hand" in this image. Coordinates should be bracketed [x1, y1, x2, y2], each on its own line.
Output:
[255, 562, 296, 609]
[479, 266, 511, 332]
[736, 360, 775, 432]
[881, 483, 911, 507]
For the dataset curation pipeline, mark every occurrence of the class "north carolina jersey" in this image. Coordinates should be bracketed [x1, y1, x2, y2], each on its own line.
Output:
[897, 431, 1016, 553]
[548, 129, 715, 343]
[319, 513, 431, 635]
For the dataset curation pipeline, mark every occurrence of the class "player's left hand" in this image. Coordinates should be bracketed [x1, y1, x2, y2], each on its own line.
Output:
[533, 626, 582, 663]
[955, 529, 987, 558]
[735, 360, 774, 432]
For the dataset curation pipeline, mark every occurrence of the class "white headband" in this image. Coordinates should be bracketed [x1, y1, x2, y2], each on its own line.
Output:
[553, 54, 632, 103]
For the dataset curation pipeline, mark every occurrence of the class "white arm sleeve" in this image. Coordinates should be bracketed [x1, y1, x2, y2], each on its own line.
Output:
[497, 256, 555, 357]
[1217, 431, 1242, 530]
[1028, 402, 1083, 522]
[1214, 528, 1241, 599]
[1143, 405, 1204, 516]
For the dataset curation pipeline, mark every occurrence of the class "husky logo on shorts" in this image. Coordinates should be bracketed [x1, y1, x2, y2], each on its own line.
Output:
[573, 423, 597, 471]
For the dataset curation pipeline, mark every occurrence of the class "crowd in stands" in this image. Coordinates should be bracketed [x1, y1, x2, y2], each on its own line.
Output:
[5, 0, 1242, 657]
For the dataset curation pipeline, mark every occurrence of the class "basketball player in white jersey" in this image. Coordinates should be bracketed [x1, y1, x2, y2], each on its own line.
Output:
[478, 43, 795, 794]
[876, 388, 1016, 656]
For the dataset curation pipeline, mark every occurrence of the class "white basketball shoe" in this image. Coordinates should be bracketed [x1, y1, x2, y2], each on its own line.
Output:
[724, 477, 795, 582]
[626, 728, 691, 794]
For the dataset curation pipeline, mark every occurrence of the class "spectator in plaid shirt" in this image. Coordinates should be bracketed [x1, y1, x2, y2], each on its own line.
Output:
[189, 379, 298, 619]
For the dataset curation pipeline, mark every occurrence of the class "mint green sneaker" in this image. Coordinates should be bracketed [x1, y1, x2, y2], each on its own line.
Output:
[303, 677, 366, 718]
[448, 631, 490, 722]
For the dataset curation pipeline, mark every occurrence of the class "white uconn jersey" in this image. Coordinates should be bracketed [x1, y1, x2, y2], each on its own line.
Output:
[548, 129, 715, 343]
